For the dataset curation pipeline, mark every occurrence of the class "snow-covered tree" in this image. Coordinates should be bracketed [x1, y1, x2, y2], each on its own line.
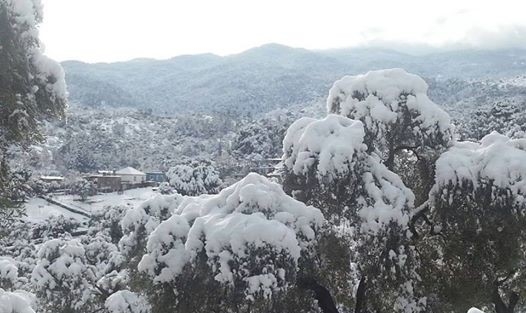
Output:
[426, 132, 526, 313]
[166, 160, 222, 196]
[327, 69, 453, 204]
[70, 178, 96, 201]
[465, 100, 526, 141]
[232, 114, 294, 161]
[31, 239, 97, 313]
[136, 173, 339, 313]
[282, 113, 425, 312]
[0, 0, 66, 227]
[0, 0, 66, 146]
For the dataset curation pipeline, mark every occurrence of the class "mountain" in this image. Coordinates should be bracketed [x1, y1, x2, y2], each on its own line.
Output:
[62, 44, 526, 115]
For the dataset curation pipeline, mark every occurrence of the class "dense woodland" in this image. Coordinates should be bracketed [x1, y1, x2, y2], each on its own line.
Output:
[2, 1, 526, 313]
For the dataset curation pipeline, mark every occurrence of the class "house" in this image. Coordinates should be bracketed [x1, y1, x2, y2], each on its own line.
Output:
[115, 167, 146, 185]
[85, 175, 122, 192]
[250, 158, 282, 177]
[146, 171, 167, 183]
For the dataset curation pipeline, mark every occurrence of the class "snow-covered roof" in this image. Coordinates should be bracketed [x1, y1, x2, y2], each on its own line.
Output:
[40, 176, 64, 180]
[98, 170, 114, 174]
[115, 167, 145, 176]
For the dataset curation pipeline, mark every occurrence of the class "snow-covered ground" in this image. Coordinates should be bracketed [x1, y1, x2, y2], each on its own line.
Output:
[24, 188, 160, 222]
[24, 197, 88, 223]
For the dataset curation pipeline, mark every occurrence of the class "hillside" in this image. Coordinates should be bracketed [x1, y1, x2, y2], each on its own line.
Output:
[62, 44, 526, 115]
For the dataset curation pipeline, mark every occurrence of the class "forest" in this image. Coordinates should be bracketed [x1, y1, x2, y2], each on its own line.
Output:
[1, 1, 526, 313]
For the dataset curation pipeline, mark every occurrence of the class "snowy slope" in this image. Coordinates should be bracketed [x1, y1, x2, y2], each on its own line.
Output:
[24, 188, 160, 222]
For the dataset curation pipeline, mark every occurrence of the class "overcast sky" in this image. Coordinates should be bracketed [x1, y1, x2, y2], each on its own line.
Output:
[40, 0, 526, 63]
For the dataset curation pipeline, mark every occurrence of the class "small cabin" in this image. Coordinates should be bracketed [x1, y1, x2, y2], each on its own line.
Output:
[115, 167, 146, 184]
[146, 172, 167, 183]
[85, 175, 122, 192]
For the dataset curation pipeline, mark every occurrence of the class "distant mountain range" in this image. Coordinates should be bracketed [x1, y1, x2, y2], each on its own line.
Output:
[62, 43, 526, 115]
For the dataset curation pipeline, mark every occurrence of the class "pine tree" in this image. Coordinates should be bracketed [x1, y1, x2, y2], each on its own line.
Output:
[0, 0, 67, 227]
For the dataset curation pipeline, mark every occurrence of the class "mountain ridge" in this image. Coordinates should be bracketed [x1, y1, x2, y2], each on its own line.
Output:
[62, 43, 526, 115]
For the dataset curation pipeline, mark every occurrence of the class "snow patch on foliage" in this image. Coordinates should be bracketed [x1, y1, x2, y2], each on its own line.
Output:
[283, 115, 366, 179]
[283, 115, 414, 233]
[31, 239, 94, 310]
[0, 258, 19, 285]
[327, 68, 450, 131]
[166, 162, 222, 196]
[0, 289, 36, 313]
[327, 69, 453, 160]
[120, 193, 184, 256]
[434, 131, 526, 198]
[4, 0, 67, 104]
[358, 155, 413, 233]
[104, 290, 151, 313]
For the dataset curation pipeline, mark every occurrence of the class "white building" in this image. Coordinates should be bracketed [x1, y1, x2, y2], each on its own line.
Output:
[115, 167, 146, 184]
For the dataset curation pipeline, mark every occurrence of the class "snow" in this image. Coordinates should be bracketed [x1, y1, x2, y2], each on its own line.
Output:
[5, 0, 42, 26]
[23, 188, 161, 230]
[31, 52, 67, 101]
[0, 259, 18, 285]
[326, 68, 453, 159]
[282, 114, 414, 233]
[467, 309, 485, 313]
[358, 155, 413, 233]
[31, 238, 95, 309]
[104, 290, 151, 313]
[115, 167, 146, 176]
[138, 173, 324, 296]
[4, 0, 67, 104]
[23, 197, 88, 223]
[59, 188, 158, 213]
[119, 193, 185, 256]
[0, 289, 36, 313]
[166, 163, 222, 196]
[434, 131, 526, 199]
[282, 114, 366, 180]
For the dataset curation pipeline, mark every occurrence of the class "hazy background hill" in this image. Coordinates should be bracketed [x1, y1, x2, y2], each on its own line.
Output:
[62, 44, 526, 116]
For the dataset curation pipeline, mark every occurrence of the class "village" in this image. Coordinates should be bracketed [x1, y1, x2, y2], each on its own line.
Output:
[40, 167, 167, 194]
[40, 158, 282, 194]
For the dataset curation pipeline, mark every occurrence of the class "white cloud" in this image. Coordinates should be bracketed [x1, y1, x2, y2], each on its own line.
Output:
[39, 0, 526, 62]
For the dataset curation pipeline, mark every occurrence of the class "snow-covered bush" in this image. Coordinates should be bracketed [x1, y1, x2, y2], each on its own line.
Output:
[70, 178, 97, 201]
[166, 160, 222, 196]
[89, 205, 127, 244]
[157, 182, 173, 195]
[119, 193, 184, 259]
[138, 173, 326, 312]
[0, 289, 36, 313]
[31, 239, 96, 313]
[427, 132, 526, 312]
[0, 258, 19, 290]
[31, 215, 82, 240]
[104, 290, 151, 313]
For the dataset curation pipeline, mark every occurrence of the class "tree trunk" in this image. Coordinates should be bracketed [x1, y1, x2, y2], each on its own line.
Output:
[354, 277, 367, 313]
[297, 277, 339, 313]
[492, 287, 519, 313]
